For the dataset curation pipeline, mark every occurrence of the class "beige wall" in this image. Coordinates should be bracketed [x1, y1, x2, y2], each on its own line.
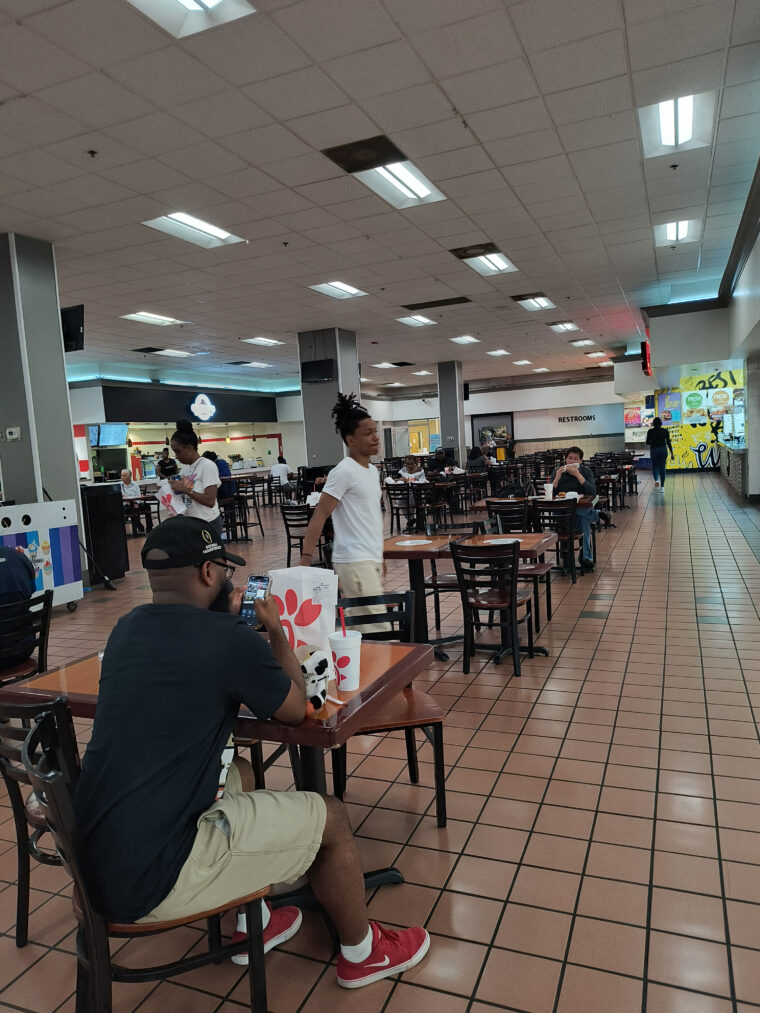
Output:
[126, 421, 307, 468]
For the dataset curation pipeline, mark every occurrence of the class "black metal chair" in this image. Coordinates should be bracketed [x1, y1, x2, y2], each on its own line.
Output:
[483, 515, 554, 634]
[0, 697, 80, 947]
[22, 709, 271, 1013]
[280, 504, 330, 566]
[422, 520, 481, 631]
[485, 499, 529, 532]
[386, 484, 415, 534]
[450, 540, 533, 678]
[329, 591, 446, 827]
[0, 589, 53, 684]
[533, 499, 586, 583]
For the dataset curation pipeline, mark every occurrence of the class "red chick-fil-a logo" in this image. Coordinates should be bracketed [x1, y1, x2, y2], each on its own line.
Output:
[273, 588, 322, 649]
[332, 650, 351, 686]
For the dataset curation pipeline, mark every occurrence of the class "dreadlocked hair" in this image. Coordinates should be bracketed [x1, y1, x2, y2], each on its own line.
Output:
[332, 392, 370, 441]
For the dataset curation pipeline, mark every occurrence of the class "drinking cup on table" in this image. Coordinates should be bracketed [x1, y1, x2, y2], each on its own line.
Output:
[543, 483, 554, 500]
[328, 629, 362, 692]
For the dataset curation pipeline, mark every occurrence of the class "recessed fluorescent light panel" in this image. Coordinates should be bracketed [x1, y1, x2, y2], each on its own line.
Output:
[372, 362, 397, 368]
[240, 337, 284, 346]
[597, 361, 613, 367]
[654, 220, 700, 247]
[487, 349, 510, 356]
[533, 367, 550, 373]
[638, 91, 715, 158]
[133, 346, 194, 357]
[450, 242, 518, 277]
[569, 338, 595, 347]
[512, 293, 555, 311]
[547, 321, 578, 333]
[450, 335, 479, 345]
[397, 315, 436, 327]
[586, 351, 607, 359]
[241, 361, 271, 368]
[122, 311, 186, 326]
[142, 212, 244, 249]
[322, 135, 446, 209]
[309, 281, 367, 299]
[514, 359, 532, 366]
[387, 382, 405, 387]
[412, 370, 432, 375]
[124, 0, 256, 39]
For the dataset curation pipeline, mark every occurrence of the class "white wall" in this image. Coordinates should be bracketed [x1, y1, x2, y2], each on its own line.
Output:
[275, 394, 304, 423]
[649, 307, 730, 367]
[730, 232, 760, 358]
[513, 402, 624, 440]
[68, 385, 105, 424]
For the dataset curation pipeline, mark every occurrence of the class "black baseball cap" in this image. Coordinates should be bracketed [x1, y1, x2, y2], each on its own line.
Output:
[141, 516, 246, 570]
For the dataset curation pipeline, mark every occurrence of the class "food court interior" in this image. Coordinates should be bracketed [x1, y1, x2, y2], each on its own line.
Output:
[2, 1, 760, 1010]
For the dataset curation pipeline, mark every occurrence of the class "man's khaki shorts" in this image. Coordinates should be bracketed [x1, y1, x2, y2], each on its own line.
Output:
[138, 762, 327, 923]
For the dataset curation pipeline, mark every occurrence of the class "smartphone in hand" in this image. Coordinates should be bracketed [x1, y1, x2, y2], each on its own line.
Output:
[240, 574, 270, 627]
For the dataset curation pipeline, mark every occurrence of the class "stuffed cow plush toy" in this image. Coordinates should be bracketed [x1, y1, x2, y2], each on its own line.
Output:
[294, 645, 330, 715]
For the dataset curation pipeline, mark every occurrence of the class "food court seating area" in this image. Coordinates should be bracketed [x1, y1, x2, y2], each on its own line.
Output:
[3, 470, 760, 1010]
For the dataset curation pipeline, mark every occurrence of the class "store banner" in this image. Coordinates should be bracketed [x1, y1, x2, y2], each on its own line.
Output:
[657, 369, 744, 470]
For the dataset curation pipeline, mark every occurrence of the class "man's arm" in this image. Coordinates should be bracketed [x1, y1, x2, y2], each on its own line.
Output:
[253, 598, 306, 724]
[298, 493, 339, 566]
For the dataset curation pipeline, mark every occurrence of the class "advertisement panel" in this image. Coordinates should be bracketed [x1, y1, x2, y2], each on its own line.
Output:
[657, 368, 744, 470]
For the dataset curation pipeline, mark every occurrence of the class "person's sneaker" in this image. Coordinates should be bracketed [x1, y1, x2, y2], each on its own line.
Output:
[654, 481, 660, 488]
[230, 903, 302, 965]
[336, 922, 430, 988]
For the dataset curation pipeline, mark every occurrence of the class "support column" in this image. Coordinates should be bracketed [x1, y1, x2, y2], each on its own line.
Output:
[0, 233, 81, 508]
[745, 356, 760, 498]
[297, 327, 361, 465]
[436, 360, 467, 466]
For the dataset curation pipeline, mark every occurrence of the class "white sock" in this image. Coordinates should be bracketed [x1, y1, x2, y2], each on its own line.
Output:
[340, 925, 373, 964]
[236, 901, 270, 934]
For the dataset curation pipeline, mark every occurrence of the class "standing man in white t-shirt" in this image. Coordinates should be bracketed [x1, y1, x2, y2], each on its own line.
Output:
[299, 394, 389, 630]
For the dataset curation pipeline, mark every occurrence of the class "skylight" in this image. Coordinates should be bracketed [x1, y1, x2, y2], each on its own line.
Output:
[665, 221, 689, 242]
[450, 335, 479, 345]
[397, 315, 436, 327]
[513, 294, 555, 311]
[122, 311, 186, 326]
[659, 95, 693, 146]
[654, 219, 700, 247]
[309, 281, 367, 299]
[638, 91, 715, 158]
[124, 0, 256, 39]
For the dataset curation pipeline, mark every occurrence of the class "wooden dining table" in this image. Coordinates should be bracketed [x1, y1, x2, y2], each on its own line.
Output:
[383, 531, 558, 655]
[470, 494, 598, 512]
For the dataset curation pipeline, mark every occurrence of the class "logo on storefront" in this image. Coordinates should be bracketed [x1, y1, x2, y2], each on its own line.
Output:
[189, 394, 216, 422]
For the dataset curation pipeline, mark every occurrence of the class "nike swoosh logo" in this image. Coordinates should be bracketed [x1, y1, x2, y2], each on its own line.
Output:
[366, 955, 390, 968]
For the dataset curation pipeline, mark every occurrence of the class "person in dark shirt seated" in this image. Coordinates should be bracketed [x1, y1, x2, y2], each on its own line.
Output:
[73, 516, 429, 988]
[203, 450, 237, 499]
[549, 446, 610, 571]
[0, 546, 37, 669]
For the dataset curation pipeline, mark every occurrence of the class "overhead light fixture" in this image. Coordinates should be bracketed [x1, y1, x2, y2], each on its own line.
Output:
[512, 293, 555, 311]
[450, 243, 518, 277]
[233, 361, 272, 368]
[586, 351, 607, 359]
[569, 338, 595, 347]
[372, 362, 397, 368]
[124, 0, 256, 39]
[309, 281, 367, 299]
[322, 135, 446, 209]
[240, 336, 284, 346]
[487, 349, 510, 356]
[548, 321, 578, 333]
[533, 367, 550, 373]
[665, 221, 689, 242]
[412, 370, 432, 375]
[132, 346, 194, 357]
[122, 311, 186, 326]
[654, 219, 700, 247]
[514, 359, 532, 366]
[450, 335, 480, 345]
[397, 315, 436, 327]
[386, 382, 405, 387]
[142, 212, 244, 248]
[597, 361, 613, 367]
[360, 376, 372, 382]
[638, 91, 715, 158]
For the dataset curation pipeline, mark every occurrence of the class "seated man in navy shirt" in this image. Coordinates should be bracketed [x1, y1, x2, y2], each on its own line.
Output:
[73, 516, 429, 988]
[549, 446, 610, 571]
[0, 546, 37, 669]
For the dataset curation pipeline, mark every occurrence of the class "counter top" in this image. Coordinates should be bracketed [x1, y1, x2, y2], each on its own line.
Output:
[718, 440, 746, 453]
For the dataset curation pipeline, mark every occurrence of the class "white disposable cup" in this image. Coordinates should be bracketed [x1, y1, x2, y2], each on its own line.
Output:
[329, 630, 362, 692]
[544, 483, 554, 500]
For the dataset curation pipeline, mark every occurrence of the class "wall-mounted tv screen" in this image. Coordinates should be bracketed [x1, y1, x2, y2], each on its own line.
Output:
[301, 358, 334, 383]
[88, 424, 100, 447]
[98, 423, 128, 446]
[61, 304, 84, 353]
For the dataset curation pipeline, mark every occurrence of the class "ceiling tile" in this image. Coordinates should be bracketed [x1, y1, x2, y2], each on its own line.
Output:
[627, 1, 733, 71]
[109, 48, 229, 106]
[182, 14, 310, 87]
[731, 0, 760, 45]
[529, 30, 627, 92]
[0, 23, 90, 93]
[160, 141, 250, 180]
[99, 158, 191, 194]
[510, 0, 623, 53]
[545, 76, 632, 126]
[220, 124, 312, 164]
[411, 11, 523, 77]
[0, 149, 83, 188]
[28, 0, 166, 68]
[0, 96, 86, 147]
[286, 105, 380, 149]
[362, 82, 456, 132]
[35, 72, 154, 128]
[323, 40, 431, 100]
[486, 127, 564, 166]
[169, 92, 272, 140]
[557, 110, 636, 152]
[726, 41, 760, 85]
[380, 0, 502, 35]
[273, 0, 400, 61]
[104, 113, 209, 158]
[242, 66, 348, 121]
[468, 98, 553, 143]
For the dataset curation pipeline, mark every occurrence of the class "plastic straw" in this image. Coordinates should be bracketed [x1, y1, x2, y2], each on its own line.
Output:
[339, 607, 347, 637]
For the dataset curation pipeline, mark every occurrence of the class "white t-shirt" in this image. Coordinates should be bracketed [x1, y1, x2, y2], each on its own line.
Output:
[120, 481, 141, 500]
[180, 457, 221, 522]
[270, 462, 291, 486]
[323, 457, 383, 564]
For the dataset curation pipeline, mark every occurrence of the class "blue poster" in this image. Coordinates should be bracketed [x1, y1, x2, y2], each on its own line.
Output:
[429, 433, 441, 451]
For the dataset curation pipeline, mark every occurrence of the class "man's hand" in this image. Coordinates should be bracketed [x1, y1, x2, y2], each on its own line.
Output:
[254, 596, 283, 634]
[228, 585, 245, 616]
[298, 553, 312, 567]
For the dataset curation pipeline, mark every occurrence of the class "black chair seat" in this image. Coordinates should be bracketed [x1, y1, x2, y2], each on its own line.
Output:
[467, 586, 532, 609]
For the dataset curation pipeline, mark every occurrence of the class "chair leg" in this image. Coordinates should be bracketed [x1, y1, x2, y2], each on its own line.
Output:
[433, 587, 441, 631]
[250, 742, 266, 790]
[288, 744, 304, 790]
[532, 576, 541, 634]
[545, 570, 553, 620]
[207, 913, 223, 962]
[15, 838, 30, 947]
[511, 613, 522, 678]
[331, 746, 345, 800]
[244, 898, 268, 1013]
[526, 606, 534, 658]
[404, 728, 419, 784]
[462, 614, 472, 675]
[431, 722, 447, 828]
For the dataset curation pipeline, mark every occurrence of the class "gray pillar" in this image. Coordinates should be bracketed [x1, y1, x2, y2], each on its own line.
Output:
[746, 356, 760, 498]
[436, 360, 467, 466]
[0, 233, 81, 509]
[297, 327, 361, 465]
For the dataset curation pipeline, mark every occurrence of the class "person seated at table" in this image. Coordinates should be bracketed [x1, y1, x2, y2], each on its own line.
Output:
[156, 446, 179, 479]
[203, 450, 238, 499]
[270, 455, 294, 496]
[399, 455, 425, 482]
[427, 448, 449, 476]
[73, 516, 430, 988]
[467, 446, 490, 471]
[120, 468, 152, 535]
[549, 447, 610, 571]
[0, 546, 36, 670]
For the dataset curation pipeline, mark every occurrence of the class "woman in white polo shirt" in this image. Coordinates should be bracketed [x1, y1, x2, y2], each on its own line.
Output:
[299, 394, 388, 629]
[169, 420, 222, 537]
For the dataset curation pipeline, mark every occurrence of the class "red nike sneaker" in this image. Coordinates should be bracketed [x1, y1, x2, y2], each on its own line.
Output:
[336, 922, 430, 988]
[231, 903, 302, 966]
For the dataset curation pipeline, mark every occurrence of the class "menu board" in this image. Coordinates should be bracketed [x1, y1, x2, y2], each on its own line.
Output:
[657, 391, 682, 425]
[624, 396, 654, 442]
[682, 390, 709, 425]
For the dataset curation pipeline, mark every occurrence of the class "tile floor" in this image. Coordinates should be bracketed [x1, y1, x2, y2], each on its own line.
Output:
[3, 472, 760, 1011]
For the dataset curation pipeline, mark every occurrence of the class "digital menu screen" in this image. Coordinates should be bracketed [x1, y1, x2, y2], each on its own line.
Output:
[657, 391, 682, 426]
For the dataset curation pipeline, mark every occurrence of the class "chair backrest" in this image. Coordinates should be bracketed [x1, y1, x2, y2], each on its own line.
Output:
[485, 499, 529, 531]
[425, 520, 480, 537]
[22, 708, 110, 958]
[280, 503, 310, 533]
[337, 591, 414, 642]
[533, 499, 577, 538]
[450, 540, 520, 605]
[0, 695, 80, 793]
[386, 485, 413, 506]
[0, 589, 53, 673]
